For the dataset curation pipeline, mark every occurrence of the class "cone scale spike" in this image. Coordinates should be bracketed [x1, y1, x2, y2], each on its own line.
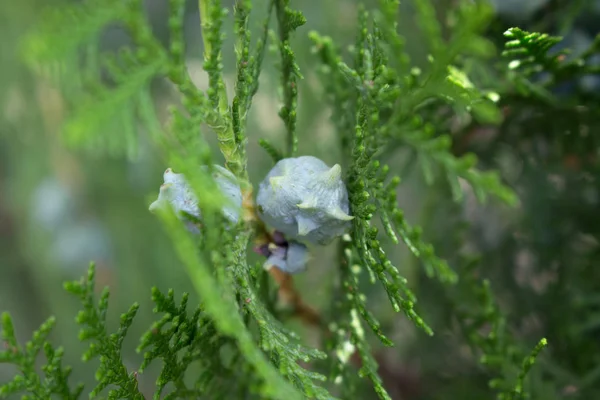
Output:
[328, 206, 354, 221]
[320, 164, 342, 185]
[297, 197, 318, 209]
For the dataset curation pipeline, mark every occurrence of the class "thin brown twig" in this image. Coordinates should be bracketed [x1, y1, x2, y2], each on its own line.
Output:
[242, 187, 323, 328]
[266, 266, 322, 327]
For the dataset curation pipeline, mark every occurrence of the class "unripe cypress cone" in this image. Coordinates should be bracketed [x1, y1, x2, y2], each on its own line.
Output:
[264, 240, 310, 274]
[149, 166, 242, 231]
[256, 156, 353, 245]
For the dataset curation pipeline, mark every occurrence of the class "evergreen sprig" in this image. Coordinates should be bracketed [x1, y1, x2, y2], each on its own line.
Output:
[258, 138, 284, 162]
[22, 0, 170, 158]
[136, 288, 237, 399]
[0, 314, 83, 399]
[400, 127, 517, 204]
[154, 205, 308, 399]
[240, 273, 331, 399]
[306, 3, 538, 395]
[65, 49, 168, 157]
[503, 28, 566, 76]
[335, 235, 393, 400]
[4, 0, 564, 398]
[310, 27, 420, 337]
[310, 1, 509, 345]
[503, 27, 600, 102]
[274, 0, 305, 156]
[448, 258, 547, 400]
[64, 264, 144, 399]
[22, 0, 126, 66]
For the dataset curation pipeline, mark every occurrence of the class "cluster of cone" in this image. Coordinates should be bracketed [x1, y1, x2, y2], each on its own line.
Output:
[149, 156, 353, 273]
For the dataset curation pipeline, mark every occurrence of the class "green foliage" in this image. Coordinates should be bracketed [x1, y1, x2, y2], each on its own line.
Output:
[64, 264, 143, 399]
[334, 235, 393, 399]
[0, 313, 83, 399]
[274, 0, 305, 156]
[23, 0, 169, 158]
[240, 269, 330, 399]
[155, 196, 306, 399]
[306, 4, 527, 397]
[136, 287, 242, 399]
[503, 27, 600, 103]
[9, 0, 593, 398]
[446, 258, 548, 400]
[503, 28, 566, 76]
[258, 138, 284, 162]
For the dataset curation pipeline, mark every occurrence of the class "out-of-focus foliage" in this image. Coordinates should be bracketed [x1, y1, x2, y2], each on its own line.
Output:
[0, 0, 598, 399]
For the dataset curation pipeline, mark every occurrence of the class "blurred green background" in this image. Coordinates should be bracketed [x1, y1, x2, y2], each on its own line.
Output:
[1, 0, 600, 399]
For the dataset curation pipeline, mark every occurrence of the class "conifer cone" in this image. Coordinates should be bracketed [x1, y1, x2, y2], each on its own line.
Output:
[149, 165, 242, 228]
[256, 156, 353, 245]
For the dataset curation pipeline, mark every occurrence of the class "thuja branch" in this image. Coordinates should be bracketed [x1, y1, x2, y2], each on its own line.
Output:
[199, 0, 247, 182]
[274, 0, 305, 156]
[0, 314, 84, 399]
[249, 208, 322, 329]
[65, 265, 144, 399]
[157, 209, 302, 399]
[201, 0, 320, 332]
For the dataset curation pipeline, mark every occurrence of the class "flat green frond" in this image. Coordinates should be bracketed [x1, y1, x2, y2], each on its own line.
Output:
[502, 28, 600, 100]
[155, 208, 303, 400]
[274, 0, 305, 156]
[503, 28, 565, 76]
[379, 177, 458, 282]
[241, 275, 331, 399]
[62, 52, 168, 157]
[333, 237, 392, 400]
[247, 1, 275, 105]
[444, 65, 502, 124]
[199, 0, 248, 180]
[313, 0, 458, 323]
[412, 0, 443, 57]
[509, 338, 548, 399]
[393, 0, 496, 114]
[232, 0, 253, 150]
[64, 264, 144, 399]
[446, 259, 547, 400]
[22, 0, 170, 159]
[259, 138, 284, 162]
[401, 129, 517, 205]
[347, 156, 435, 335]
[0, 313, 83, 399]
[21, 0, 126, 66]
[309, 32, 355, 148]
[6, 0, 564, 398]
[137, 288, 236, 398]
[315, 1, 515, 208]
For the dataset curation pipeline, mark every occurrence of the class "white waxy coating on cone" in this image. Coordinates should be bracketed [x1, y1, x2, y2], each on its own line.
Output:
[285, 241, 311, 273]
[149, 165, 242, 225]
[263, 241, 310, 274]
[256, 156, 353, 245]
